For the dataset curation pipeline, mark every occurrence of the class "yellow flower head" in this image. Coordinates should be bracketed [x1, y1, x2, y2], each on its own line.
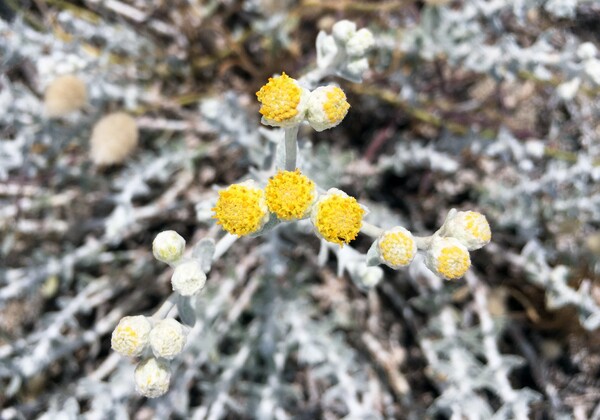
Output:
[425, 237, 471, 280]
[377, 227, 417, 269]
[311, 188, 365, 246]
[213, 181, 269, 236]
[307, 86, 350, 132]
[265, 169, 316, 221]
[111, 315, 152, 357]
[256, 72, 310, 127]
[445, 210, 491, 251]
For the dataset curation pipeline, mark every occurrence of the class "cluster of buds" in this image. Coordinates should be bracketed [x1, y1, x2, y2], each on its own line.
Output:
[153, 230, 208, 296]
[368, 210, 491, 280]
[316, 20, 375, 82]
[111, 315, 188, 397]
[111, 230, 206, 397]
[256, 72, 350, 132]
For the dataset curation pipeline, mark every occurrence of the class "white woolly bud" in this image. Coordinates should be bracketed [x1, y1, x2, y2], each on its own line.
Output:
[577, 42, 597, 60]
[443, 211, 491, 251]
[425, 237, 471, 280]
[149, 318, 187, 360]
[556, 77, 580, 101]
[43, 75, 87, 118]
[111, 315, 152, 357]
[376, 227, 417, 269]
[332, 20, 357, 43]
[584, 59, 600, 85]
[346, 58, 370, 78]
[306, 86, 350, 132]
[356, 264, 384, 288]
[171, 260, 207, 296]
[90, 112, 138, 165]
[346, 28, 375, 57]
[152, 231, 186, 265]
[134, 358, 171, 398]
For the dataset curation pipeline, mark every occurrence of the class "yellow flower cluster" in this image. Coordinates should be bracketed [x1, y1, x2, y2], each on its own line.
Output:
[213, 175, 364, 246]
[265, 169, 316, 220]
[311, 189, 365, 246]
[212, 181, 269, 236]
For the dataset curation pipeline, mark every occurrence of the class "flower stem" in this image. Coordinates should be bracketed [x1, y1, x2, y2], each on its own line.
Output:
[214, 233, 238, 260]
[152, 293, 178, 320]
[361, 221, 384, 238]
[414, 236, 433, 250]
[284, 126, 299, 171]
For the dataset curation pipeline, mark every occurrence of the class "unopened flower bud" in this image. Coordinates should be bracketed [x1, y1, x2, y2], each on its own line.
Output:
[134, 358, 171, 398]
[332, 20, 357, 43]
[377, 227, 417, 269]
[346, 58, 370, 77]
[577, 42, 597, 60]
[153, 231, 186, 264]
[444, 211, 491, 250]
[306, 86, 350, 132]
[346, 28, 375, 57]
[111, 315, 152, 357]
[149, 319, 187, 360]
[425, 237, 471, 280]
[171, 260, 206, 296]
[584, 59, 600, 85]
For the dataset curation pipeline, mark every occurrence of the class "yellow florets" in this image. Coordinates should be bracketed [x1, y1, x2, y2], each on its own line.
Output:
[256, 72, 302, 123]
[306, 85, 350, 132]
[463, 211, 491, 242]
[324, 87, 350, 124]
[265, 169, 316, 220]
[444, 210, 492, 250]
[437, 246, 470, 280]
[212, 182, 269, 236]
[378, 227, 417, 268]
[311, 189, 365, 246]
[426, 237, 471, 280]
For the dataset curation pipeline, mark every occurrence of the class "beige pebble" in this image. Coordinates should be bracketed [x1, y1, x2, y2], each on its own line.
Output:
[90, 112, 138, 165]
[586, 232, 600, 256]
[44, 75, 87, 118]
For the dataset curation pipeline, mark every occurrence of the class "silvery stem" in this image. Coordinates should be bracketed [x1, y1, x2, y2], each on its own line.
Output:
[284, 126, 299, 171]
